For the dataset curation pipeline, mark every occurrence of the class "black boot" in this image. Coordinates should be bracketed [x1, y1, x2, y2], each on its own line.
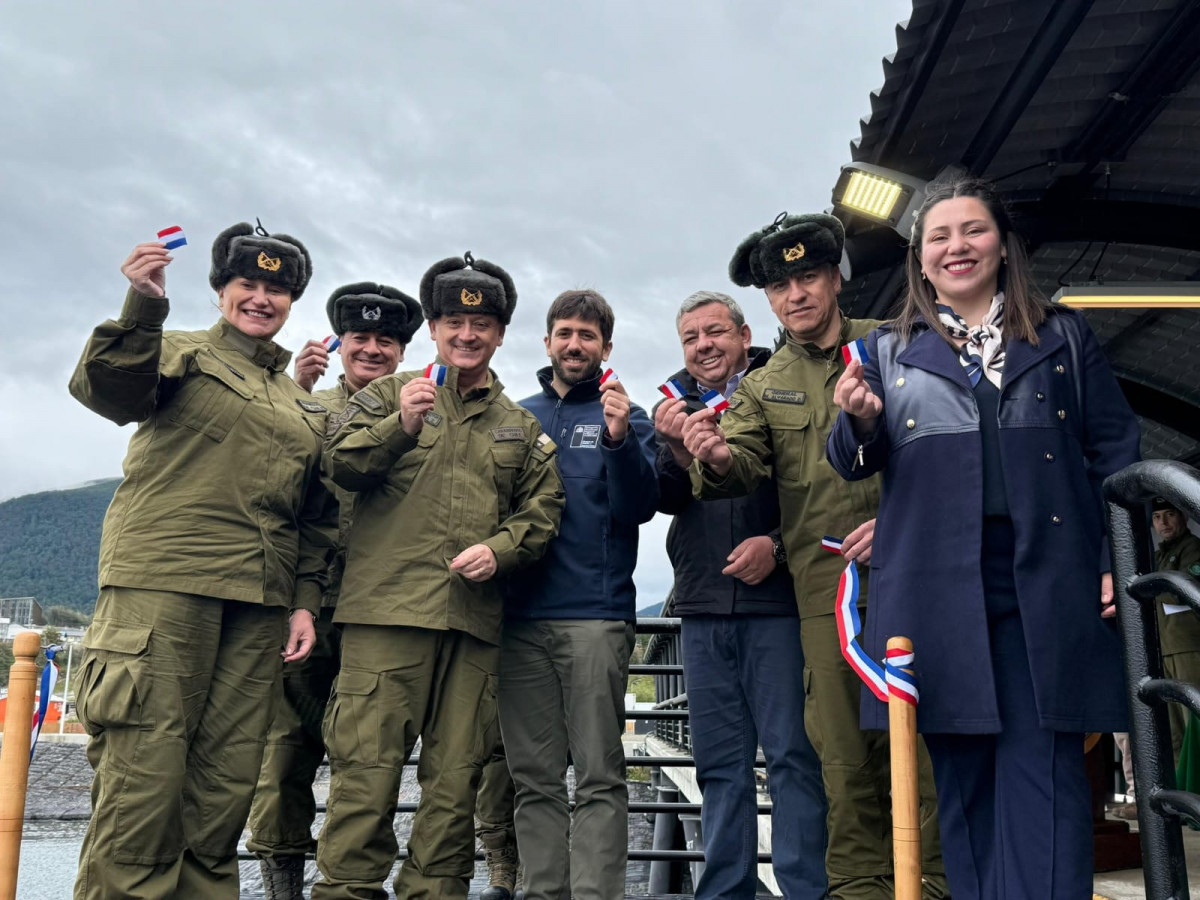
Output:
[259, 855, 305, 900]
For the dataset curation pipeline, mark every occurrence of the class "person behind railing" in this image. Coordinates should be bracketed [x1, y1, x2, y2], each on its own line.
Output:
[66, 223, 337, 900]
[246, 283, 423, 900]
[653, 290, 828, 899]
[826, 175, 1141, 900]
[681, 211, 946, 900]
[314, 253, 564, 900]
[500, 290, 659, 900]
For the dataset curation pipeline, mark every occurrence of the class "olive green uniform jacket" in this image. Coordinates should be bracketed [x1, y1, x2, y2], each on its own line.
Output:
[314, 377, 355, 608]
[326, 364, 565, 646]
[691, 317, 883, 618]
[1156, 530, 1200, 656]
[68, 288, 337, 614]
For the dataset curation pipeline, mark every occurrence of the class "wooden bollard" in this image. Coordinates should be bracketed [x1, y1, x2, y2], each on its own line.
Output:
[0, 632, 41, 900]
[887, 636, 921, 900]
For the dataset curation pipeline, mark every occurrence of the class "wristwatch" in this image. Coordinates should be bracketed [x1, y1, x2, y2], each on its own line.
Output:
[770, 535, 787, 566]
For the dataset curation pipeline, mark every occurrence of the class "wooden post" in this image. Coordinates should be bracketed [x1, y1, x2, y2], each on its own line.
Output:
[888, 636, 921, 900]
[0, 632, 41, 900]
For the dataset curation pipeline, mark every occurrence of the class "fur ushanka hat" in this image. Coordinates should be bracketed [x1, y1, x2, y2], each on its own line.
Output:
[326, 282, 422, 343]
[419, 252, 517, 325]
[209, 221, 313, 299]
[729, 212, 845, 289]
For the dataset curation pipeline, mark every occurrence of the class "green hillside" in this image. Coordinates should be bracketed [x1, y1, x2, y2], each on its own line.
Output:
[0, 479, 118, 614]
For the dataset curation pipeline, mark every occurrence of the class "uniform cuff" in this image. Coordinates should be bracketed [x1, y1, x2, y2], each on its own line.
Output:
[483, 534, 520, 575]
[120, 287, 170, 328]
[291, 579, 322, 617]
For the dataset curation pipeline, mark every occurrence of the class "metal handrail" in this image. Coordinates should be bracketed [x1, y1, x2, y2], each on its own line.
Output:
[1105, 458, 1200, 899]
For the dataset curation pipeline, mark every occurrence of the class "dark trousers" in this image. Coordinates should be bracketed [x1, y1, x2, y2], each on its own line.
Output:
[924, 519, 1091, 900]
[682, 614, 828, 900]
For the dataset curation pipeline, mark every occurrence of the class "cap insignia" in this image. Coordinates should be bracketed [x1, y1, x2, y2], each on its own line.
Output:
[783, 242, 806, 262]
[362, 305, 382, 320]
[257, 252, 282, 272]
[461, 288, 483, 306]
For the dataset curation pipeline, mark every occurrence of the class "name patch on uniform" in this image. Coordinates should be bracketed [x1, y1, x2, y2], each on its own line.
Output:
[352, 390, 383, 411]
[570, 424, 602, 449]
[295, 399, 328, 414]
[424, 411, 443, 427]
[762, 389, 807, 405]
[491, 426, 525, 442]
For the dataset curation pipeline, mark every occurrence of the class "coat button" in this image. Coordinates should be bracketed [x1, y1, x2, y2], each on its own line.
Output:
[1045, 452, 1055, 462]
[896, 377, 906, 387]
[906, 418, 916, 429]
[1036, 392, 1045, 401]
[1051, 515, 1062, 525]
[1056, 364, 1065, 374]
[1058, 409, 1066, 420]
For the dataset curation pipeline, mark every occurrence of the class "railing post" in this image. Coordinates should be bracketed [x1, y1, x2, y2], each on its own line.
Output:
[0, 632, 42, 900]
[649, 783, 681, 894]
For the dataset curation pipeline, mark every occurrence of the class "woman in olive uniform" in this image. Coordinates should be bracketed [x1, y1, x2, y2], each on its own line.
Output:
[68, 223, 337, 900]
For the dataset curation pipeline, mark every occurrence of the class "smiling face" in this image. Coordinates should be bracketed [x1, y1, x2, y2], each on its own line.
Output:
[764, 265, 843, 347]
[919, 196, 1006, 311]
[428, 313, 504, 383]
[339, 331, 404, 392]
[218, 277, 293, 340]
[677, 302, 751, 389]
[545, 314, 611, 393]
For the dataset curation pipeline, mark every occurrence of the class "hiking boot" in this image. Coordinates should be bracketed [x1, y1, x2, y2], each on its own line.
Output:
[513, 861, 525, 900]
[259, 855, 305, 900]
[480, 831, 517, 900]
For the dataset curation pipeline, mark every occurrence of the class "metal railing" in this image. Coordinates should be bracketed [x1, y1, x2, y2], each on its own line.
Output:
[1106, 459, 1200, 900]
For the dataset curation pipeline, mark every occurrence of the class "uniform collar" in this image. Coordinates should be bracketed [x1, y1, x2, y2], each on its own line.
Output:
[437, 358, 503, 401]
[210, 319, 292, 372]
[784, 315, 850, 361]
[536, 365, 602, 402]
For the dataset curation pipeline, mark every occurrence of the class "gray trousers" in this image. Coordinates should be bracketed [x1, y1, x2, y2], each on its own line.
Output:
[498, 619, 635, 900]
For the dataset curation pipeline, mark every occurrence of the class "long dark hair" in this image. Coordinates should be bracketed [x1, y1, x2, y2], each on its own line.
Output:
[896, 176, 1049, 344]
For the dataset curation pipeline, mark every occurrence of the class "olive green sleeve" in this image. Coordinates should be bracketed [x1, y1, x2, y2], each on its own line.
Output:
[68, 287, 184, 425]
[325, 382, 418, 491]
[483, 432, 565, 575]
[291, 454, 341, 616]
[689, 386, 775, 500]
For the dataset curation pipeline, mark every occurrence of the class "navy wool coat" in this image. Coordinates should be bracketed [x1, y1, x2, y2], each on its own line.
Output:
[827, 307, 1140, 734]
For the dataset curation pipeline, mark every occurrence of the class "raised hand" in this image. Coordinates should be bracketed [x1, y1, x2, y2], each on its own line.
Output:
[600, 377, 631, 443]
[399, 377, 439, 436]
[833, 360, 884, 423]
[654, 398, 692, 467]
[121, 242, 173, 298]
[293, 340, 330, 392]
[681, 407, 732, 475]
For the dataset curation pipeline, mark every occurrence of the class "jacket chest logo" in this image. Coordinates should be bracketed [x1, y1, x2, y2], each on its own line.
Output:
[490, 426, 524, 442]
[762, 388, 807, 405]
[570, 424, 602, 449]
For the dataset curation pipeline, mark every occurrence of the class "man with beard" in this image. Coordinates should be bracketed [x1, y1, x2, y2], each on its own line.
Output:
[248, 282, 421, 899]
[500, 289, 659, 900]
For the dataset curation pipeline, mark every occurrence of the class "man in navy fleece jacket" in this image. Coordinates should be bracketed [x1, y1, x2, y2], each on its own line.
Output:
[500, 289, 658, 900]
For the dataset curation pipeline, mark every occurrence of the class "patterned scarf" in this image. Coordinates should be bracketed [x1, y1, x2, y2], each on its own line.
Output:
[935, 293, 1006, 388]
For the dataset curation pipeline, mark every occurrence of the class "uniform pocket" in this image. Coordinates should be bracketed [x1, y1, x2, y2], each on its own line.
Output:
[490, 443, 526, 517]
[76, 621, 153, 735]
[323, 668, 381, 766]
[166, 351, 254, 442]
[764, 406, 812, 484]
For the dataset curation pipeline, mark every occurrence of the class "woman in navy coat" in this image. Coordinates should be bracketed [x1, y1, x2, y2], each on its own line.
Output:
[826, 176, 1140, 899]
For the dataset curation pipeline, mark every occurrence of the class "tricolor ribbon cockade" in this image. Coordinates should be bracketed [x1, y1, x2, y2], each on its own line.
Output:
[424, 363, 448, 386]
[658, 378, 686, 400]
[829, 541, 919, 706]
[699, 389, 729, 414]
[30, 644, 61, 761]
[841, 337, 869, 366]
[156, 225, 187, 250]
[322, 334, 341, 352]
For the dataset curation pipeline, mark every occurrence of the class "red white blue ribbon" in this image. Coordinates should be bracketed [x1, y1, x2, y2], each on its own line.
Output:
[830, 548, 919, 706]
[156, 225, 187, 250]
[600, 368, 619, 386]
[841, 338, 869, 366]
[322, 334, 341, 352]
[699, 389, 729, 414]
[658, 378, 686, 400]
[821, 535, 844, 554]
[424, 363, 448, 386]
[30, 645, 61, 761]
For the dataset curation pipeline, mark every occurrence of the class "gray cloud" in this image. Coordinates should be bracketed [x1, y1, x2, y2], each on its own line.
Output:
[0, 0, 909, 603]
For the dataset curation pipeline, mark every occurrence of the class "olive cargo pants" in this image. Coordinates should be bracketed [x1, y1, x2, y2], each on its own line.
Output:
[248, 606, 342, 857]
[72, 587, 286, 900]
[801, 613, 947, 900]
[475, 740, 516, 850]
[313, 625, 500, 900]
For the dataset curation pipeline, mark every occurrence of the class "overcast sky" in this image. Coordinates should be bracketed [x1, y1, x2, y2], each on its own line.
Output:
[0, 0, 911, 604]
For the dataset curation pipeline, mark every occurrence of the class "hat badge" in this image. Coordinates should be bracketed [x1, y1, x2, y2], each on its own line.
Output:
[257, 251, 282, 272]
[362, 305, 382, 320]
[461, 288, 483, 306]
[783, 242, 806, 262]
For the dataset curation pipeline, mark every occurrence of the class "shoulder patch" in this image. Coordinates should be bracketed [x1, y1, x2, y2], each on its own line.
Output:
[762, 388, 807, 405]
[296, 399, 328, 414]
[491, 426, 525, 442]
[1190, 563, 1200, 577]
[535, 433, 557, 455]
[424, 411, 443, 428]
[327, 403, 362, 436]
[727, 396, 744, 410]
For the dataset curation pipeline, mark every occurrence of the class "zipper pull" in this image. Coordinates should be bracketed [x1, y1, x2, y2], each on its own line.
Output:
[854, 444, 865, 471]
